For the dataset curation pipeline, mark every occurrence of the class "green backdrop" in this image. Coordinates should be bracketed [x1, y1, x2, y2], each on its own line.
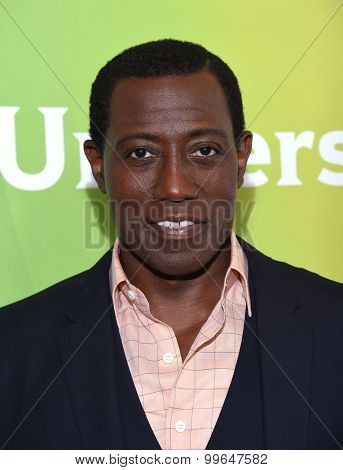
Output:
[1, 0, 342, 307]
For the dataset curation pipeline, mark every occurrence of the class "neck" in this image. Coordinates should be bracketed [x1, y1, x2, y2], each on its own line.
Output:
[118, 241, 232, 317]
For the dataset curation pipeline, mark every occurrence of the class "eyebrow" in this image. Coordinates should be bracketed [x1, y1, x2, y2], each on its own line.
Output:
[115, 128, 229, 148]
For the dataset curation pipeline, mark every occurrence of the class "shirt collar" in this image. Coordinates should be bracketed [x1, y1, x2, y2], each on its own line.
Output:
[109, 229, 252, 317]
[225, 230, 252, 317]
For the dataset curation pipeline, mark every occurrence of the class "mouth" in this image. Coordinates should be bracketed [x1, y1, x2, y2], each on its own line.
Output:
[147, 218, 207, 240]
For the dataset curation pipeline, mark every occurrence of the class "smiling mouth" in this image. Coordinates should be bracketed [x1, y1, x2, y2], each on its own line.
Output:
[148, 219, 207, 239]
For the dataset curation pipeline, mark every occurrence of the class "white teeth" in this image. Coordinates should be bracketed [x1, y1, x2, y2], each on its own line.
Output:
[157, 220, 194, 228]
[180, 220, 194, 227]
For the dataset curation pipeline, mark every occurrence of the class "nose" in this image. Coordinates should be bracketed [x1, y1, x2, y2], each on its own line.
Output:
[152, 153, 198, 202]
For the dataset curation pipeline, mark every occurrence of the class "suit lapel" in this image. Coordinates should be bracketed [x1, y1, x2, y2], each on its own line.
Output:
[58, 249, 160, 450]
[206, 307, 265, 449]
[239, 238, 313, 449]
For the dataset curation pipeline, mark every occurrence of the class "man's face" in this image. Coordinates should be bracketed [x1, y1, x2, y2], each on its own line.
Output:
[85, 69, 252, 276]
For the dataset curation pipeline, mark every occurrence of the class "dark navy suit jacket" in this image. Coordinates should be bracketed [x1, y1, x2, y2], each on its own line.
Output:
[1, 237, 342, 450]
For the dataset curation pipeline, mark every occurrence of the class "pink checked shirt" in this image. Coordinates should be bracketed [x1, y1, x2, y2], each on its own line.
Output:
[108, 230, 252, 450]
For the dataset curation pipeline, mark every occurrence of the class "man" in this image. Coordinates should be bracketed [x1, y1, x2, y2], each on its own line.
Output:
[0, 39, 342, 450]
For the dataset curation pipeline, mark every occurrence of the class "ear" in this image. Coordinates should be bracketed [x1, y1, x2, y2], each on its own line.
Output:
[236, 131, 253, 188]
[83, 140, 106, 194]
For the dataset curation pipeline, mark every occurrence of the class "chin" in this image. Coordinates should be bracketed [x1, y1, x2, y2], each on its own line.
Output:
[119, 224, 231, 277]
[135, 247, 219, 278]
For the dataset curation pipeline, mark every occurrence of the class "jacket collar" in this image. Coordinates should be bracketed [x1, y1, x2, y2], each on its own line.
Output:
[238, 236, 312, 449]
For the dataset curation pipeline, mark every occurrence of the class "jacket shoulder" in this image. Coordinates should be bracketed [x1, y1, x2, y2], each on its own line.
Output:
[0, 248, 112, 330]
[238, 236, 343, 311]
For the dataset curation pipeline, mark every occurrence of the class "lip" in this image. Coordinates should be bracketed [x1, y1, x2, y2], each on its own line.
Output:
[147, 220, 207, 240]
[147, 214, 206, 224]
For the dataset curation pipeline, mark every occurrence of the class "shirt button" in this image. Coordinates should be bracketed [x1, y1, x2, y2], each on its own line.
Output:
[127, 290, 136, 301]
[162, 352, 174, 364]
[175, 420, 186, 433]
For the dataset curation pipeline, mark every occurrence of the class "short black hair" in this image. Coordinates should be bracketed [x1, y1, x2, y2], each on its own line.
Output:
[89, 38, 246, 154]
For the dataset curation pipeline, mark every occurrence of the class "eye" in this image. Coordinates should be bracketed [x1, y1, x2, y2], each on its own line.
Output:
[127, 148, 155, 159]
[191, 146, 218, 157]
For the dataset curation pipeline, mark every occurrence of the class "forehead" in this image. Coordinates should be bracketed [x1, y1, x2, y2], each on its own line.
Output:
[108, 70, 233, 138]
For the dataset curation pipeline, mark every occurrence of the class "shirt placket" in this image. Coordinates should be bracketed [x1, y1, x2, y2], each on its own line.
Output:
[165, 301, 226, 450]
[123, 282, 184, 450]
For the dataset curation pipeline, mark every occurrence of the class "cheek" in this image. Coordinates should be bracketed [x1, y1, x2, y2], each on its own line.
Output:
[203, 164, 238, 234]
[105, 159, 151, 206]
[104, 157, 160, 249]
[201, 161, 237, 202]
